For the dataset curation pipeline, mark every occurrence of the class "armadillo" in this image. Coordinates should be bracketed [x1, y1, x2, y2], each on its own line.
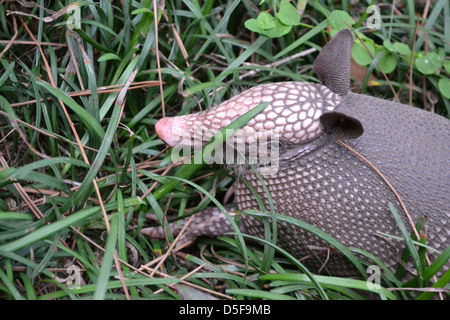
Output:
[147, 29, 450, 277]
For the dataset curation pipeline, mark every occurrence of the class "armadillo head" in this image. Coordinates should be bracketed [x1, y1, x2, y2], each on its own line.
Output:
[156, 83, 347, 162]
[156, 83, 341, 147]
[155, 29, 363, 166]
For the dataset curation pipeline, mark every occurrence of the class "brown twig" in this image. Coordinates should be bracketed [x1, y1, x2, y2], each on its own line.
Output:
[9, 81, 161, 108]
[0, 15, 18, 60]
[149, 214, 196, 277]
[153, 0, 166, 117]
[421, 0, 431, 111]
[0, 40, 67, 47]
[0, 154, 45, 219]
[337, 139, 442, 299]
[338, 140, 418, 239]
[114, 249, 130, 300]
[19, 17, 112, 232]
[409, 15, 421, 106]
[69, 226, 233, 299]
[0, 109, 107, 155]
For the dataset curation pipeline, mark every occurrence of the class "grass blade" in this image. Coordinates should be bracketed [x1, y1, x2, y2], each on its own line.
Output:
[152, 101, 269, 200]
[0, 197, 141, 252]
[388, 203, 423, 286]
[260, 273, 397, 300]
[245, 211, 368, 278]
[0, 267, 24, 300]
[226, 288, 297, 300]
[93, 214, 118, 300]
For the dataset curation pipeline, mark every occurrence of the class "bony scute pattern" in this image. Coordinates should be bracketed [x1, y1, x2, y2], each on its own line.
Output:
[149, 29, 449, 278]
[155, 82, 341, 149]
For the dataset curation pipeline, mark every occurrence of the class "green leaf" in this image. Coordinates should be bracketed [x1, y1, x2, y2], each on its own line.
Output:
[351, 41, 376, 66]
[328, 10, 354, 30]
[261, 18, 292, 38]
[438, 78, 450, 99]
[443, 60, 450, 73]
[274, 20, 327, 58]
[384, 41, 411, 56]
[257, 12, 275, 30]
[244, 18, 261, 33]
[377, 52, 397, 74]
[98, 53, 121, 62]
[245, 14, 292, 38]
[383, 40, 395, 52]
[415, 52, 442, 75]
[131, 8, 153, 15]
[278, 0, 300, 26]
[393, 42, 411, 55]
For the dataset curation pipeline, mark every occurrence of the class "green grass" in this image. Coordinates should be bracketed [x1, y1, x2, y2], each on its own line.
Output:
[0, 0, 449, 300]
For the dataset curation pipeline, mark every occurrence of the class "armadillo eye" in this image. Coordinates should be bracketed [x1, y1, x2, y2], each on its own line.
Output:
[270, 141, 280, 150]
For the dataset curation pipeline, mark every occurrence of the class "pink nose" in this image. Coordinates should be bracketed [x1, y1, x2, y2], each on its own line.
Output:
[155, 117, 181, 147]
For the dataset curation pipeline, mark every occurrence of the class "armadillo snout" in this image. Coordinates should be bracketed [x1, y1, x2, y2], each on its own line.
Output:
[155, 117, 188, 147]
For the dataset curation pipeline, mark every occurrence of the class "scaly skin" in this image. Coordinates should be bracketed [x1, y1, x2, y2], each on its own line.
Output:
[146, 29, 450, 277]
[155, 82, 341, 148]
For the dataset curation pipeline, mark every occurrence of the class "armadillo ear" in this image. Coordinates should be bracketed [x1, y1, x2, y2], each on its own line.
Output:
[320, 112, 363, 140]
[314, 29, 354, 98]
